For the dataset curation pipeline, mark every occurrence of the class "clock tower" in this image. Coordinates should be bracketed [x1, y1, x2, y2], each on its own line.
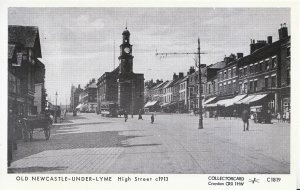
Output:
[117, 27, 144, 114]
[118, 27, 133, 75]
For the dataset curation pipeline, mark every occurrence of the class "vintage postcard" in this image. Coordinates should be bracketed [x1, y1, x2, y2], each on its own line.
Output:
[1, 0, 299, 190]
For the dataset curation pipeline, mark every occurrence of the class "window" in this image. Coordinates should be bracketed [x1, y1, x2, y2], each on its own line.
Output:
[272, 57, 277, 68]
[259, 62, 263, 71]
[208, 84, 211, 94]
[231, 69, 234, 77]
[254, 80, 258, 92]
[287, 46, 290, 57]
[265, 77, 269, 89]
[244, 82, 248, 93]
[249, 81, 253, 92]
[287, 70, 290, 85]
[243, 67, 247, 76]
[265, 60, 269, 70]
[250, 65, 253, 74]
[219, 73, 222, 81]
[239, 68, 243, 77]
[224, 71, 227, 79]
[255, 63, 258, 73]
[228, 69, 231, 79]
[271, 75, 276, 87]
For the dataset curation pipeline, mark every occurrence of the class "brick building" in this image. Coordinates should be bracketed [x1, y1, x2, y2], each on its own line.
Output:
[205, 24, 291, 117]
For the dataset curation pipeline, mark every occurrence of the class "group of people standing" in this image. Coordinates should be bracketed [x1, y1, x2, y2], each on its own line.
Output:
[276, 111, 290, 123]
[123, 109, 155, 124]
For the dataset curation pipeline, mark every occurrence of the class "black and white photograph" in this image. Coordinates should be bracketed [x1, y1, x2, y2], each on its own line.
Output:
[2, 1, 299, 189]
[6, 7, 292, 175]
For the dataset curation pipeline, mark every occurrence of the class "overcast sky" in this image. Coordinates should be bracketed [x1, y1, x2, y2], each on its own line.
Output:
[8, 8, 290, 105]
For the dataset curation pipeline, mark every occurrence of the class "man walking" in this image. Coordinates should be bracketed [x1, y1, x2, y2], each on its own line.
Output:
[124, 110, 128, 122]
[151, 114, 154, 124]
[241, 108, 250, 131]
[138, 109, 143, 120]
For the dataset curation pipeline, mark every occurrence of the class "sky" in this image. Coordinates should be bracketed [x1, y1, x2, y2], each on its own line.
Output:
[8, 8, 290, 105]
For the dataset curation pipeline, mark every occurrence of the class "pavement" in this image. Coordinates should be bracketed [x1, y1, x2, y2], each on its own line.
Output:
[8, 112, 290, 174]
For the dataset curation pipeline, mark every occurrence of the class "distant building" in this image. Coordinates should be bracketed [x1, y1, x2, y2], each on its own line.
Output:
[80, 79, 97, 112]
[70, 84, 83, 111]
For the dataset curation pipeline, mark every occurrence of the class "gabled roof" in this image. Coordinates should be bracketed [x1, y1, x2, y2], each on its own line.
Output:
[152, 80, 168, 89]
[162, 80, 174, 89]
[8, 25, 42, 57]
[208, 61, 226, 69]
[8, 44, 15, 59]
[174, 75, 188, 85]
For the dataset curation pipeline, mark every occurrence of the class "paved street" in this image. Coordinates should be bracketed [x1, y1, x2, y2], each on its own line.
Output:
[8, 113, 290, 174]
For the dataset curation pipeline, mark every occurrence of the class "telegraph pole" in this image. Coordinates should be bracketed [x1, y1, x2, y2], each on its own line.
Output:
[155, 38, 205, 129]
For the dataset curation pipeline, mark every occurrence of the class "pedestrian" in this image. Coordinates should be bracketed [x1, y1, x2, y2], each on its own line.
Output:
[233, 109, 237, 119]
[124, 110, 128, 122]
[282, 113, 286, 123]
[277, 112, 281, 123]
[286, 110, 290, 123]
[151, 114, 154, 124]
[138, 109, 143, 120]
[241, 108, 250, 131]
[214, 110, 218, 120]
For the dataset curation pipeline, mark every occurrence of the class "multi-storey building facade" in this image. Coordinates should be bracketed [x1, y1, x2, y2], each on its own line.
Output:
[8, 25, 45, 117]
[205, 24, 290, 117]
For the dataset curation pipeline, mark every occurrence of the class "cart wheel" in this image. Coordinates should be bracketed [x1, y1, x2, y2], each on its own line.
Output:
[44, 126, 50, 140]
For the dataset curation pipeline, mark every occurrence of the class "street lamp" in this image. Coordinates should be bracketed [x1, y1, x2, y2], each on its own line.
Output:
[155, 37, 206, 129]
[54, 91, 58, 123]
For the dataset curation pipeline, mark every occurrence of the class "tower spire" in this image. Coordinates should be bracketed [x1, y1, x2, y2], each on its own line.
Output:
[125, 21, 127, 29]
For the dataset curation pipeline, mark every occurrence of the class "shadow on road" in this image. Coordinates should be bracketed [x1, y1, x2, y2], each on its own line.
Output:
[8, 166, 67, 173]
[12, 129, 149, 163]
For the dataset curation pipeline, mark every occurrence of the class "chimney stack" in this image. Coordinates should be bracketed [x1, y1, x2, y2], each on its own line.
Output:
[173, 73, 178, 80]
[278, 23, 288, 40]
[179, 72, 184, 79]
[267, 36, 272, 44]
[237, 53, 243, 59]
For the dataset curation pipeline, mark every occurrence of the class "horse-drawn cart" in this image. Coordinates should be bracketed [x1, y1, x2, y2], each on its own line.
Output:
[22, 114, 52, 141]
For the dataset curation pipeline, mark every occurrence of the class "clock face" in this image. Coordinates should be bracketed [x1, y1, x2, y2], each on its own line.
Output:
[124, 47, 130, 54]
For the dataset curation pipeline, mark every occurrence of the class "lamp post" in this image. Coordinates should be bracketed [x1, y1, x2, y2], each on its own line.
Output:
[54, 91, 58, 123]
[155, 37, 206, 129]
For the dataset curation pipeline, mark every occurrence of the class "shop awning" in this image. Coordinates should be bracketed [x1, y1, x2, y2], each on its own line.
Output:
[235, 94, 257, 104]
[203, 97, 217, 105]
[248, 94, 268, 103]
[76, 103, 82, 109]
[206, 95, 246, 107]
[144, 101, 158, 108]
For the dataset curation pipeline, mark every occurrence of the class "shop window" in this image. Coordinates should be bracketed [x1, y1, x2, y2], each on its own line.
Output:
[239, 84, 243, 94]
[244, 82, 248, 93]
